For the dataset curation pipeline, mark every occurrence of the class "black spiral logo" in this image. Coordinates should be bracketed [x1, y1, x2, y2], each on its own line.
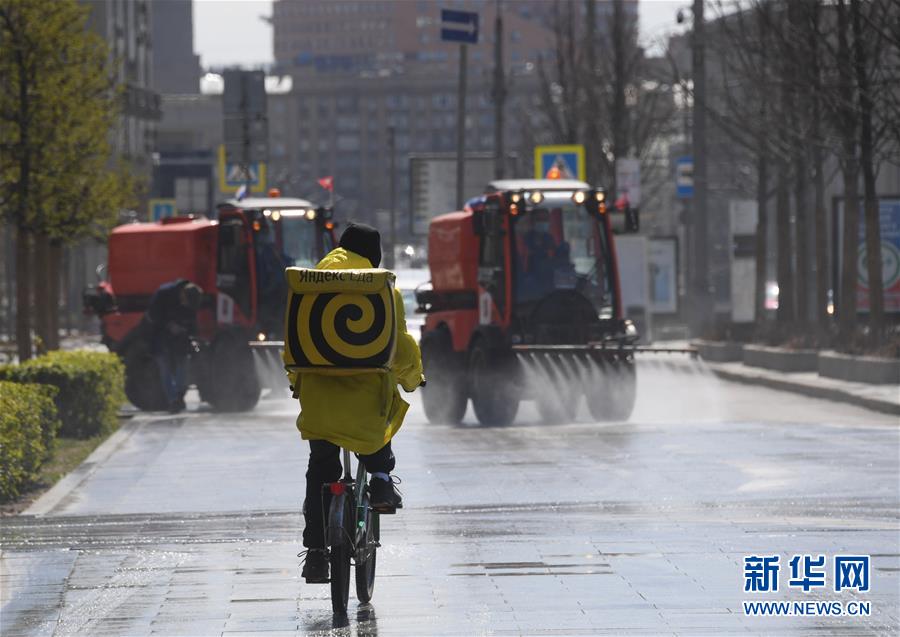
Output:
[287, 286, 396, 370]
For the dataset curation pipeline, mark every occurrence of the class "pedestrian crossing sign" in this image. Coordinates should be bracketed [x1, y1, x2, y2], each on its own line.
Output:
[534, 145, 586, 181]
[217, 145, 267, 194]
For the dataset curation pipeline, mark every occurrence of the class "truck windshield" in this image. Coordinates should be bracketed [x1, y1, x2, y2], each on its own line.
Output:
[514, 195, 613, 315]
[278, 216, 330, 267]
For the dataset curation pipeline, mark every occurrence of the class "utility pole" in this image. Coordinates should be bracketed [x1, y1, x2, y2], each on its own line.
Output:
[691, 0, 709, 335]
[492, 0, 506, 179]
[456, 44, 468, 209]
[240, 74, 252, 195]
[388, 125, 397, 269]
[441, 8, 479, 206]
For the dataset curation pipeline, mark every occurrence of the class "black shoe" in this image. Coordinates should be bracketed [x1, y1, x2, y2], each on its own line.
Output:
[167, 400, 183, 414]
[369, 476, 402, 513]
[300, 549, 329, 583]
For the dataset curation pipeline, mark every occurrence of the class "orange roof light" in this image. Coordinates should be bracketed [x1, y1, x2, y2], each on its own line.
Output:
[268, 188, 281, 198]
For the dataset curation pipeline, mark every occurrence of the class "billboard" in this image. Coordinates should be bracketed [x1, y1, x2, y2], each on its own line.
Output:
[615, 158, 641, 206]
[648, 237, 678, 314]
[409, 154, 496, 235]
[835, 197, 900, 313]
[857, 199, 900, 312]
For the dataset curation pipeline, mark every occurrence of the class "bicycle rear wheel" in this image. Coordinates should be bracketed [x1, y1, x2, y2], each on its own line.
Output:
[355, 494, 378, 603]
[328, 493, 352, 615]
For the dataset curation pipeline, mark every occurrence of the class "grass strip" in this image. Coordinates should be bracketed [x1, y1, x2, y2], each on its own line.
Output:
[0, 424, 119, 516]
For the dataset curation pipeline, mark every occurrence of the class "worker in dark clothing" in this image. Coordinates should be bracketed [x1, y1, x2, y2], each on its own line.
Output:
[254, 223, 289, 335]
[146, 279, 203, 413]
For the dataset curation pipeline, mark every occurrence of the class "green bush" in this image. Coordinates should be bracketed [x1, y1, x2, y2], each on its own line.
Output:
[0, 350, 125, 438]
[0, 381, 61, 502]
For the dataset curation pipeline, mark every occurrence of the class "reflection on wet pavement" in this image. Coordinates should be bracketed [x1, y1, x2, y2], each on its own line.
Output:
[1, 361, 898, 635]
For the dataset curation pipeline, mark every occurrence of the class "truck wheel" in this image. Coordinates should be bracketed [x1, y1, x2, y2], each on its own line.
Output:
[585, 358, 636, 422]
[469, 341, 519, 426]
[420, 329, 467, 424]
[123, 342, 168, 411]
[203, 332, 261, 412]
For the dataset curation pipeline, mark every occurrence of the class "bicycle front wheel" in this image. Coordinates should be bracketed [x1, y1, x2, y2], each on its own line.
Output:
[355, 496, 378, 603]
[328, 494, 352, 615]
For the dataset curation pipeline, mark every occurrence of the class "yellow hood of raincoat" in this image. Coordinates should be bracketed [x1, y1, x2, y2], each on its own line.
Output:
[284, 247, 423, 454]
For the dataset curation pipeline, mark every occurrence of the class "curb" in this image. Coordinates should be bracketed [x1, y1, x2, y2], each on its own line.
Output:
[24, 414, 175, 517]
[709, 366, 900, 417]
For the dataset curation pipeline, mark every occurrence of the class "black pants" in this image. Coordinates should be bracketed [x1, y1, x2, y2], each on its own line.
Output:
[303, 439, 395, 549]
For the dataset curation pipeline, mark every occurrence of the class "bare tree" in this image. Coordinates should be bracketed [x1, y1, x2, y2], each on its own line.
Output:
[851, 0, 886, 341]
[535, 0, 677, 209]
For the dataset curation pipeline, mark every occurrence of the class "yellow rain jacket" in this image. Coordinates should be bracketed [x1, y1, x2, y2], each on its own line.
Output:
[285, 248, 423, 454]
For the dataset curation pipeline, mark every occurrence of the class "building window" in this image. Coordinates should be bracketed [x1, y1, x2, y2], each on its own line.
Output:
[336, 134, 360, 151]
[174, 177, 208, 214]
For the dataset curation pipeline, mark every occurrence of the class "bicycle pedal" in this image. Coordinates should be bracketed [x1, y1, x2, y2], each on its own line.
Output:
[372, 506, 399, 514]
[303, 577, 330, 584]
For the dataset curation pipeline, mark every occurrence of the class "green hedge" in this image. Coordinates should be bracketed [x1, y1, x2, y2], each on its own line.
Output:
[0, 351, 125, 438]
[0, 381, 61, 501]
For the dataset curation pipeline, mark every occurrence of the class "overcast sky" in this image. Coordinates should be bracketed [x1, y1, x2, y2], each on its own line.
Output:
[193, 0, 687, 69]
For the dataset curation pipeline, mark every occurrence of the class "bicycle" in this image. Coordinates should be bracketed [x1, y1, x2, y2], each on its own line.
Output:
[324, 379, 425, 616]
[324, 447, 381, 615]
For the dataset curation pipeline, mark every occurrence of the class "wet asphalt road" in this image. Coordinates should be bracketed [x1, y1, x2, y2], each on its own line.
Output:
[1, 358, 898, 636]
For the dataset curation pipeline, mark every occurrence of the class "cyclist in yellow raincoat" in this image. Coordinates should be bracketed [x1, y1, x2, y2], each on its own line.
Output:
[286, 223, 423, 583]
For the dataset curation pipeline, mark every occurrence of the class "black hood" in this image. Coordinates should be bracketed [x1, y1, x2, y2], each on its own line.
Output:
[339, 223, 382, 268]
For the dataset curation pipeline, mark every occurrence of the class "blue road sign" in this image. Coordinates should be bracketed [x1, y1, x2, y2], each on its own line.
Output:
[676, 156, 694, 199]
[149, 199, 177, 222]
[441, 9, 479, 44]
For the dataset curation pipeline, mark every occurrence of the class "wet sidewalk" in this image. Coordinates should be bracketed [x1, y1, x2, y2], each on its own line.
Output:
[707, 361, 900, 416]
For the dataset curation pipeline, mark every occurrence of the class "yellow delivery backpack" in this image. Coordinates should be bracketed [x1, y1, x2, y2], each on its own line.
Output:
[283, 268, 397, 375]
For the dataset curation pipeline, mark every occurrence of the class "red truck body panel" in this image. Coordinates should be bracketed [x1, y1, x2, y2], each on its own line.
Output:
[108, 219, 218, 295]
[427, 211, 479, 293]
[102, 219, 221, 344]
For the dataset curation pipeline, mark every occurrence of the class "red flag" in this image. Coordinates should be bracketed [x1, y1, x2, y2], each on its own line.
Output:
[317, 176, 334, 192]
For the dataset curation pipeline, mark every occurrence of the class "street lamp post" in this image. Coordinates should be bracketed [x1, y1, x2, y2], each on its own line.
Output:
[691, 0, 710, 336]
[678, 0, 710, 336]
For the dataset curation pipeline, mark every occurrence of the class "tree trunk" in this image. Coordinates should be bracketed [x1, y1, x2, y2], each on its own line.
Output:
[838, 162, 860, 337]
[584, 0, 600, 184]
[63, 245, 72, 336]
[48, 240, 62, 350]
[754, 150, 768, 326]
[851, 0, 884, 341]
[15, 225, 32, 361]
[33, 233, 51, 354]
[794, 153, 810, 328]
[3, 226, 15, 341]
[807, 0, 830, 330]
[836, 0, 859, 341]
[786, 0, 809, 330]
[812, 143, 828, 328]
[611, 0, 627, 194]
[775, 164, 795, 326]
